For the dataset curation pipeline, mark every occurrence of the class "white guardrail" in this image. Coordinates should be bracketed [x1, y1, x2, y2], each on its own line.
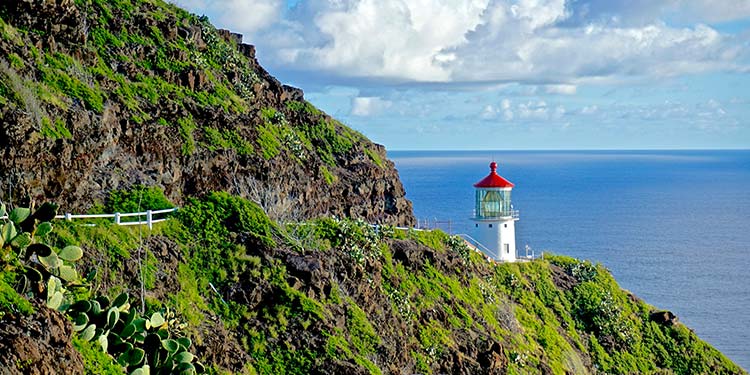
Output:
[0, 207, 178, 230]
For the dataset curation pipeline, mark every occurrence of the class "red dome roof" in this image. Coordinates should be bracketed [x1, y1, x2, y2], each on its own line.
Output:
[474, 162, 515, 188]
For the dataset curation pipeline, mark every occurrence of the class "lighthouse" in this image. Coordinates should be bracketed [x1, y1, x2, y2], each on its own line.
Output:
[472, 162, 519, 262]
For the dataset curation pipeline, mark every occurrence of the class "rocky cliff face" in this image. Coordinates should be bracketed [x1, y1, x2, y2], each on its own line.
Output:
[0, 0, 414, 225]
[0, 300, 84, 374]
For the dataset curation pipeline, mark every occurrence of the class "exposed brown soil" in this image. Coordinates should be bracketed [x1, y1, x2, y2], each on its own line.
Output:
[0, 301, 84, 374]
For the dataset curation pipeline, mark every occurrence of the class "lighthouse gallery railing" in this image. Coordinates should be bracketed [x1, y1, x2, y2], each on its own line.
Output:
[472, 209, 519, 220]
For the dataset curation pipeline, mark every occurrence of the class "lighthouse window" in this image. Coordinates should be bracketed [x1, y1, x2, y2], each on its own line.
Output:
[475, 224, 478, 228]
[481, 190, 502, 218]
[489, 224, 493, 228]
[504, 224, 507, 228]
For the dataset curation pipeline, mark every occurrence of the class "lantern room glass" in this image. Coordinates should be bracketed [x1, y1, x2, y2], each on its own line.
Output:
[475, 189, 512, 219]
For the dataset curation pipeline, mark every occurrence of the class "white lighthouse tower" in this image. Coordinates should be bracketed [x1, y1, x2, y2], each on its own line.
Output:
[472, 162, 519, 262]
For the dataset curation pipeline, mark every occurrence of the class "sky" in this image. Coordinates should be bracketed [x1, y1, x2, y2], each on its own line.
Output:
[173, 0, 750, 150]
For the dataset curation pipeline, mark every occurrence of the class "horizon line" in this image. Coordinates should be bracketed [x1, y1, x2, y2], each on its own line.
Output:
[386, 147, 750, 152]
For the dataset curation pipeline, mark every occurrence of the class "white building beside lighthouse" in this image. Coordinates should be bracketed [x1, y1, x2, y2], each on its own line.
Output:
[472, 162, 519, 262]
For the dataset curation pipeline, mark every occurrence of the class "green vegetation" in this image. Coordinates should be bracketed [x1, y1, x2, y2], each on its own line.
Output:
[0, 201, 205, 373]
[67, 293, 204, 374]
[419, 319, 454, 362]
[319, 165, 336, 185]
[142, 249, 158, 290]
[73, 335, 123, 374]
[364, 147, 383, 167]
[305, 118, 356, 166]
[3, 0, 259, 135]
[0, 195, 743, 374]
[177, 116, 197, 155]
[0, 272, 33, 318]
[51, 220, 137, 271]
[105, 184, 173, 213]
[40, 52, 104, 112]
[257, 121, 282, 160]
[256, 105, 370, 165]
[346, 299, 380, 355]
[174, 192, 276, 280]
[40, 117, 72, 139]
[203, 127, 255, 155]
[0, 202, 87, 313]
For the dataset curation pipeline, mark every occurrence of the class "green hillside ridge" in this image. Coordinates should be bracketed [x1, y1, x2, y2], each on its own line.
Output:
[0, 190, 745, 374]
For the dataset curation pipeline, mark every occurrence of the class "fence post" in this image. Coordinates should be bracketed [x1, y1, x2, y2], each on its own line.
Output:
[115, 212, 120, 225]
[147, 210, 153, 230]
[65, 213, 72, 221]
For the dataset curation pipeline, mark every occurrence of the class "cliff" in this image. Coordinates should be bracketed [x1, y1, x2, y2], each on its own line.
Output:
[0, 0, 414, 226]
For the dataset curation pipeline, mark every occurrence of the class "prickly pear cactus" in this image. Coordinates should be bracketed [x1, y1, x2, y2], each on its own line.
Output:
[0, 202, 84, 310]
[67, 292, 205, 374]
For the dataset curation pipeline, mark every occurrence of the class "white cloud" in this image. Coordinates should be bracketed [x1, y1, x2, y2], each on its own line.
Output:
[509, 0, 568, 30]
[501, 98, 511, 110]
[698, 99, 728, 118]
[580, 105, 598, 114]
[545, 84, 577, 95]
[517, 100, 550, 119]
[510, 100, 565, 120]
[276, 0, 491, 81]
[480, 99, 516, 120]
[452, 18, 737, 83]
[173, 0, 282, 38]
[350, 96, 392, 116]
[554, 105, 566, 118]
[180, 0, 750, 86]
[480, 104, 498, 119]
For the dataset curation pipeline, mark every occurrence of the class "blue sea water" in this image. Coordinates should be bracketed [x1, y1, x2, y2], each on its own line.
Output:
[389, 150, 750, 370]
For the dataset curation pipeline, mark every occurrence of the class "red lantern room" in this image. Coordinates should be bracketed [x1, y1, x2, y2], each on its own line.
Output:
[473, 162, 516, 219]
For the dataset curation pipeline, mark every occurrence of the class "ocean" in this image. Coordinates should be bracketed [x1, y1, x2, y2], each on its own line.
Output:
[389, 150, 750, 370]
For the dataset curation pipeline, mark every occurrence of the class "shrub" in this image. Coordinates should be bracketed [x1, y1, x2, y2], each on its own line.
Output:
[0, 272, 34, 318]
[40, 117, 72, 139]
[319, 165, 336, 185]
[312, 217, 381, 267]
[176, 192, 276, 282]
[445, 235, 471, 263]
[177, 116, 197, 155]
[72, 335, 122, 374]
[40, 53, 104, 112]
[105, 185, 173, 213]
[346, 300, 380, 355]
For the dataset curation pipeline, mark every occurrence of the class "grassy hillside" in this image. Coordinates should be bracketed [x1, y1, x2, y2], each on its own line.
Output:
[1, 190, 744, 374]
[0, 0, 413, 225]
